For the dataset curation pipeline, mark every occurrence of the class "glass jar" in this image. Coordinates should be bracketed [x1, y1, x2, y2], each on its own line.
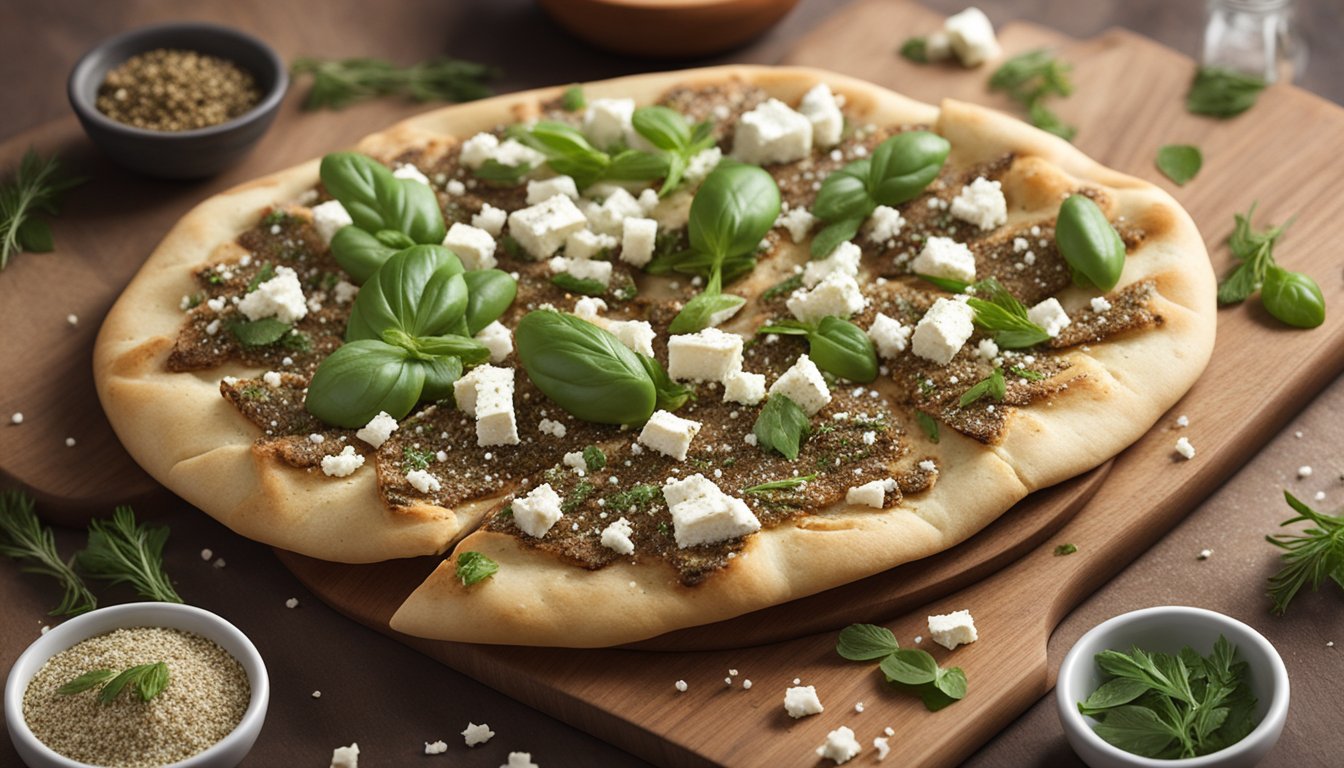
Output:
[1202, 0, 1308, 83]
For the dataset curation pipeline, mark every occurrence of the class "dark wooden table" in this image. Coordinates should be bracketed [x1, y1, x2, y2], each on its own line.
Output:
[3, 1, 1341, 766]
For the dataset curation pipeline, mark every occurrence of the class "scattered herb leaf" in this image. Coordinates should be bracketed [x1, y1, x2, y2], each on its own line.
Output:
[836, 623, 901, 660]
[456, 551, 499, 586]
[551, 272, 608, 296]
[1186, 68, 1265, 118]
[62, 662, 171, 704]
[989, 49, 1077, 140]
[959, 367, 1006, 408]
[561, 85, 585, 111]
[0, 149, 86, 270]
[76, 507, 183, 604]
[0, 491, 97, 615]
[752, 394, 811, 461]
[1156, 145, 1203, 186]
[582, 445, 607, 471]
[742, 474, 818, 496]
[899, 37, 929, 63]
[1266, 491, 1344, 614]
[1216, 203, 1323, 327]
[229, 318, 292, 347]
[1054, 543, 1078, 556]
[291, 57, 496, 111]
[915, 410, 941, 443]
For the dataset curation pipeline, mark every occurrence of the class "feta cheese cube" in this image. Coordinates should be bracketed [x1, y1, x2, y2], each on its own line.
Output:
[769, 354, 832, 415]
[732, 98, 813, 165]
[443, 222, 498, 270]
[527, 175, 580, 206]
[787, 271, 865, 323]
[950, 177, 1008, 231]
[662, 473, 760, 547]
[581, 186, 643, 235]
[1027, 297, 1071, 337]
[927, 609, 979, 650]
[238, 265, 308, 323]
[565, 229, 618, 261]
[867, 313, 912, 359]
[424, 741, 448, 755]
[1175, 436, 1196, 460]
[803, 241, 862, 288]
[583, 97, 635, 149]
[329, 743, 360, 768]
[816, 726, 862, 765]
[784, 685, 824, 718]
[491, 139, 546, 169]
[311, 200, 352, 246]
[684, 146, 723, 184]
[503, 753, 539, 768]
[461, 721, 494, 747]
[355, 411, 399, 448]
[512, 483, 563, 538]
[548, 255, 613, 287]
[608, 319, 656, 356]
[638, 410, 702, 460]
[392, 163, 431, 186]
[620, 217, 658, 267]
[471, 203, 508, 236]
[508, 195, 589, 259]
[1090, 296, 1113, 313]
[911, 236, 977, 283]
[262, 370, 282, 387]
[912, 297, 976, 365]
[405, 469, 441, 494]
[667, 327, 744, 382]
[867, 205, 905, 243]
[453, 365, 519, 446]
[600, 517, 635, 555]
[846, 478, 894, 509]
[798, 83, 844, 148]
[977, 337, 1000, 361]
[459, 132, 500, 169]
[776, 206, 817, 244]
[320, 446, 364, 478]
[474, 320, 513, 363]
[723, 370, 767, 405]
[945, 7, 1001, 67]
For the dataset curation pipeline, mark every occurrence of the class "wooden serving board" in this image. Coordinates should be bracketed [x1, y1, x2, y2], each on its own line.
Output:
[2, 1, 1342, 765]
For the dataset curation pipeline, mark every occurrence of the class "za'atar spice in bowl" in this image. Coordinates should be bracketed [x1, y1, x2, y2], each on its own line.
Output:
[4, 603, 269, 768]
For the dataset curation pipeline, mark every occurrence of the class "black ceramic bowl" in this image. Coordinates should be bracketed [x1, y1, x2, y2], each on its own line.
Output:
[67, 22, 287, 179]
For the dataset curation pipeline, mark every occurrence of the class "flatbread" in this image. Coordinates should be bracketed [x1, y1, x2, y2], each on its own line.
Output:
[94, 65, 1215, 647]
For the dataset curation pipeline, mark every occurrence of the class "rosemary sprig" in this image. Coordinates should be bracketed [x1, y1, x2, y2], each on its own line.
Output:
[0, 149, 86, 270]
[0, 491, 98, 615]
[1266, 492, 1344, 615]
[291, 57, 497, 111]
[76, 507, 183, 604]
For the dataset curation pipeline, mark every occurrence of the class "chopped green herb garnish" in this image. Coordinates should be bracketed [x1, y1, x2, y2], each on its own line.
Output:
[959, 367, 1006, 407]
[742, 474, 818, 495]
[915, 410, 941, 443]
[561, 85, 585, 111]
[402, 446, 433, 472]
[551, 272, 607, 297]
[0, 491, 97, 616]
[582, 445, 607, 471]
[1266, 491, 1344, 614]
[1054, 543, 1077, 556]
[989, 49, 1076, 140]
[291, 56, 496, 111]
[899, 37, 929, 64]
[608, 484, 660, 512]
[561, 480, 595, 514]
[245, 261, 276, 293]
[455, 551, 498, 586]
[762, 273, 803, 302]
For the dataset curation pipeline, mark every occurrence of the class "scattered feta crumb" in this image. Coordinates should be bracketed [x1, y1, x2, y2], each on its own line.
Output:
[784, 685, 824, 718]
[1298, 465, 1313, 478]
[64, 437, 76, 447]
[1174, 436, 1196, 460]
[328, 742, 359, 768]
[675, 679, 688, 692]
[1327, 641, 1335, 648]
[424, 740, 448, 755]
[284, 597, 299, 609]
[212, 557, 226, 569]
[66, 314, 78, 326]
[854, 702, 864, 713]
[40, 625, 50, 635]
[322, 445, 365, 477]
[884, 726, 895, 737]
[743, 679, 752, 689]
[462, 722, 495, 747]
[1090, 296, 1113, 313]
[10, 412, 22, 425]
[1316, 491, 1327, 501]
[262, 370, 283, 387]
[502, 753, 539, 768]
[1176, 414, 1189, 428]
[874, 737, 891, 760]
[1198, 548, 1213, 560]
[927, 609, 978, 650]
[200, 548, 213, 561]
[355, 411, 399, 449]
[724, 676, 733, 686]
[816, 726, 862, 765]
[406, 469, 442, 494]
[728, 668, 739, 676]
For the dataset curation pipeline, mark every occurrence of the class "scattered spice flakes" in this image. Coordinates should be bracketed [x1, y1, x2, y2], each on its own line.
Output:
[97, 48, 261, 132]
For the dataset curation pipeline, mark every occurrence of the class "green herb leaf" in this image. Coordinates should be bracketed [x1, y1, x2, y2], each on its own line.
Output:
[57, 669, 116, 696]
[136, 661, 171, 702]
[0, 491, 98, 616]
[330, 226, 397, 284]
[743, 474, 818, 495]
[582, 445, 607, 471]
[990, 50, 1077, 141]
[17, 217, 53, 252]
[319, 152, 446, 245]
[1266, 491, 1344, 614]
[1091, 705, 1182, 758]
[1055, 194, 1126, 291]
[1186, 68, 1266, 118]
[244, 261, 276, 293]
[636, 353, 695, 413]
[1155, 145, 1203, 186]
[551, 272, 608, 297]
[0, 150, 86, 270]
[965, 278, 1051, 348]
[836, 623, 901, 660]
[345, 245, 467, 342]
[631, 106, 715, 195]
[1027, 101, 1077, 141]
[561, 85, 585, 111]
[515, 310, 659, 425]
[809, 218, 865, 260]
[456, 550, 499, 586]
[1054, 543, 1078, 556]
[462, 269, 518, 336]
[607, 484, 660, 512]
[76, 507, 182, 604]
[1077, 677, 1150, 714]
[958, 367, 1006, 408]
[305, 340, 424, 427]
[752, 395, 811, 461]
[899, 37, 929, 63]
[879, 648, 939, 686]
[292, 56, 495, 111]
[933, 666, 968, 700]
[915, 410, 941, 443]
[762, 273, 803, 302]
[1215, 203, 1322, 328]
[916, 273, 971, 294]
[1260, 267, 1325, 328]
[229, 318, 293, 348]
[1009, 365, 1046, 381]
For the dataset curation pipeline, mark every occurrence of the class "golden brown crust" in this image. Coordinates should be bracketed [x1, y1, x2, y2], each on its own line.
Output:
[93, 66, 1215, 645]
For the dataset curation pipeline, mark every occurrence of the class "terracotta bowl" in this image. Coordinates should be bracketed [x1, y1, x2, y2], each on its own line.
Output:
[537, 0, 800, 58]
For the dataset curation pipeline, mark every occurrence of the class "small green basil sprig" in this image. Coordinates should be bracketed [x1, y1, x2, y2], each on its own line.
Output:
[1055, 194, 1126, 291]
[1217, 203, 1324, 328]
[837, 624, 967, 712]
[306, 246, 507, 427]
[321, 152, 448, 283]
[514, 309, 690, 425]
[631, 106, 717, 196]
[810, 131, 950, 257]
[651, 162, 781, 334]
[507, 121, 669, 191]
[752, 394, 810, 461]
[758, 317, 878, 383]
[964, 278, 1052, 349]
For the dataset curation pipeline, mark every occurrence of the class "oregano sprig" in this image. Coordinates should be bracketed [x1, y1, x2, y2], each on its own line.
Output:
[988, 49, 1076, 140]
[0, 149, 86, 270]
[836, 623, 968, 711]
[1217, 203, 1323, 328]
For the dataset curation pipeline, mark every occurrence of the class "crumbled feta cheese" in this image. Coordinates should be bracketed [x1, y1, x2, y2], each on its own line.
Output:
[675, 679, 688, 692]
[784, 685, 824, 718]
[912, 236, 976, 283]
[564, 228, 618, 261]
[855, 702, 865, 713]
[460, 722, 495, 747]
[608, 319, 657, 356]
[583, 97, 636, 149]
[945, 6, 1001, 67]
[493, 139, 546, 169]
[723, 370, 767, 406]
[212, 557, 226, 569]
[311, 690, 321, 698]
[311, 200, 352, 245]
[526, 175, 579, 205]
[460, 132, 500, 168]
[803, 241, 862, 288]
[846, 478, 894, 509]
[446, 179, 466, 195]
[867, 205, 905, 243]
[562, 451, 586, 472]
[332, 280, 359, 305]
[663, 473, 760, 548]
[538, 418, 567, 438]
[548, 255, 613, 287]
[798, 83, 844, 148]
[65, 437, 76, 447]
[733, 98, 813, 165]
[1027, 297, 1071, 338]
[406, 469, 441, 494]
[285, 597, 299, 609]
[66, 313, 78, 326]
[572, 296, 607, 321]
[443, 222, 498, 270]
[769, 354, 832, 415]
[355, 411, 399, 449]
[950, 177, 1008, 230]
[475, 321, 513, 363]
[927, 609, 978, 650]
[816, 726, 862, 765]
[639, 410, 702, 461]
[262, 371, 282, 388]
[1198, 548, 1213, 560]
[502, 753, 539, 768]
[9, 412, 22, 425]
[424, 740, 448, 755]
[581, 185, 644, 235]
[787, 271, 865, 323]
[512, 483, 563, 538]
[912, 298, 976, 365]
[1176, 414, 1189, 428]
[977, 338, 999, 361]
[508, 195, 589, 259]
[776, 206, 817, 243]
[472, 203, 508, 236]
[392, 163, 431, 186]
[237, 265, 308, 323]
[321, 446, 365, 478]
[667, 327, 744, 383]
[601, 517, 636, 555]
[874, 737, 891, 761]
[1090, 296, 1113, 313]
[1298, 465, 1313, 478]
[867, 313, 912, 359]
[308, 433, 325, 445]
[919, 459, 937, 473]
[620, 217, 658, 267]
[329, 742, 359, 768]
[684, 146, 723, 184]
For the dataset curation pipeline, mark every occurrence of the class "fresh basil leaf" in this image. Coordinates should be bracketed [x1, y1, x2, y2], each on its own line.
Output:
[919, 684, 962, 712]
[812, 161, 874, 222]
[1216, 261, 1258, 305]
[808, 316, 878, 383]
[1186, 68, 1265, 118]
[1091, 705, 1181, 758]
[305, 339, 425, 427]
[456, 550, 499, 586]
[474, 159, 532, 185]
[319, 152, 446, 244]
[632, 105, 692, 151]
[752, 394, 810, 461]
[1028, 101, 1077, 141]
[1156, 144, 1202, 186]
[521, 121, 610, 188]
[899, 36, 929, 63]
[879, 648, 939, 686]
[836, 623, 901, 661]
[561, 85, 585, 112]
[461, 269, 517, 336]
[668, 292, 745, 334]
[1077, 677, 1152, 715]
[16, 217, 54, 252]
[375, 229, 416, 249]
[515, 310, 657, 425]
[809, 217, 864, 258]
[1261, 266, 1325, 328]
[418, 354, 465, 402]
[57, 669, 116, 696]
[636, 353, 694, 413]
[229, 318, 292, 348]
[1055, 194, 1126, 291]
[330, 226, 397, 284]
[867, 131, 951, 207]
[605, 150, 671, 182]
[757, 320, 811, 336]
[762, 274, 803, 302]
[552, 272, 608, 297]
[387, 331, 490, 365]
[345, 245, 467, 342]
[959, 367, 1006, 407]
[689, 162, 782, 265]
[933, 666, 967, 700]
[915, 410, 940, 443]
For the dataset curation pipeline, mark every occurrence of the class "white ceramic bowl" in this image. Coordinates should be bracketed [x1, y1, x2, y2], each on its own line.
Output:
[4, 602, 269, 768]
[1057, 606, 1289, 768]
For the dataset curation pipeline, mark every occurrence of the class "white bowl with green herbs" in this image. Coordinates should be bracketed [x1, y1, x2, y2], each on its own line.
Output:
[1057, 606, 1288, 768]
[4, 602, 268, 768]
